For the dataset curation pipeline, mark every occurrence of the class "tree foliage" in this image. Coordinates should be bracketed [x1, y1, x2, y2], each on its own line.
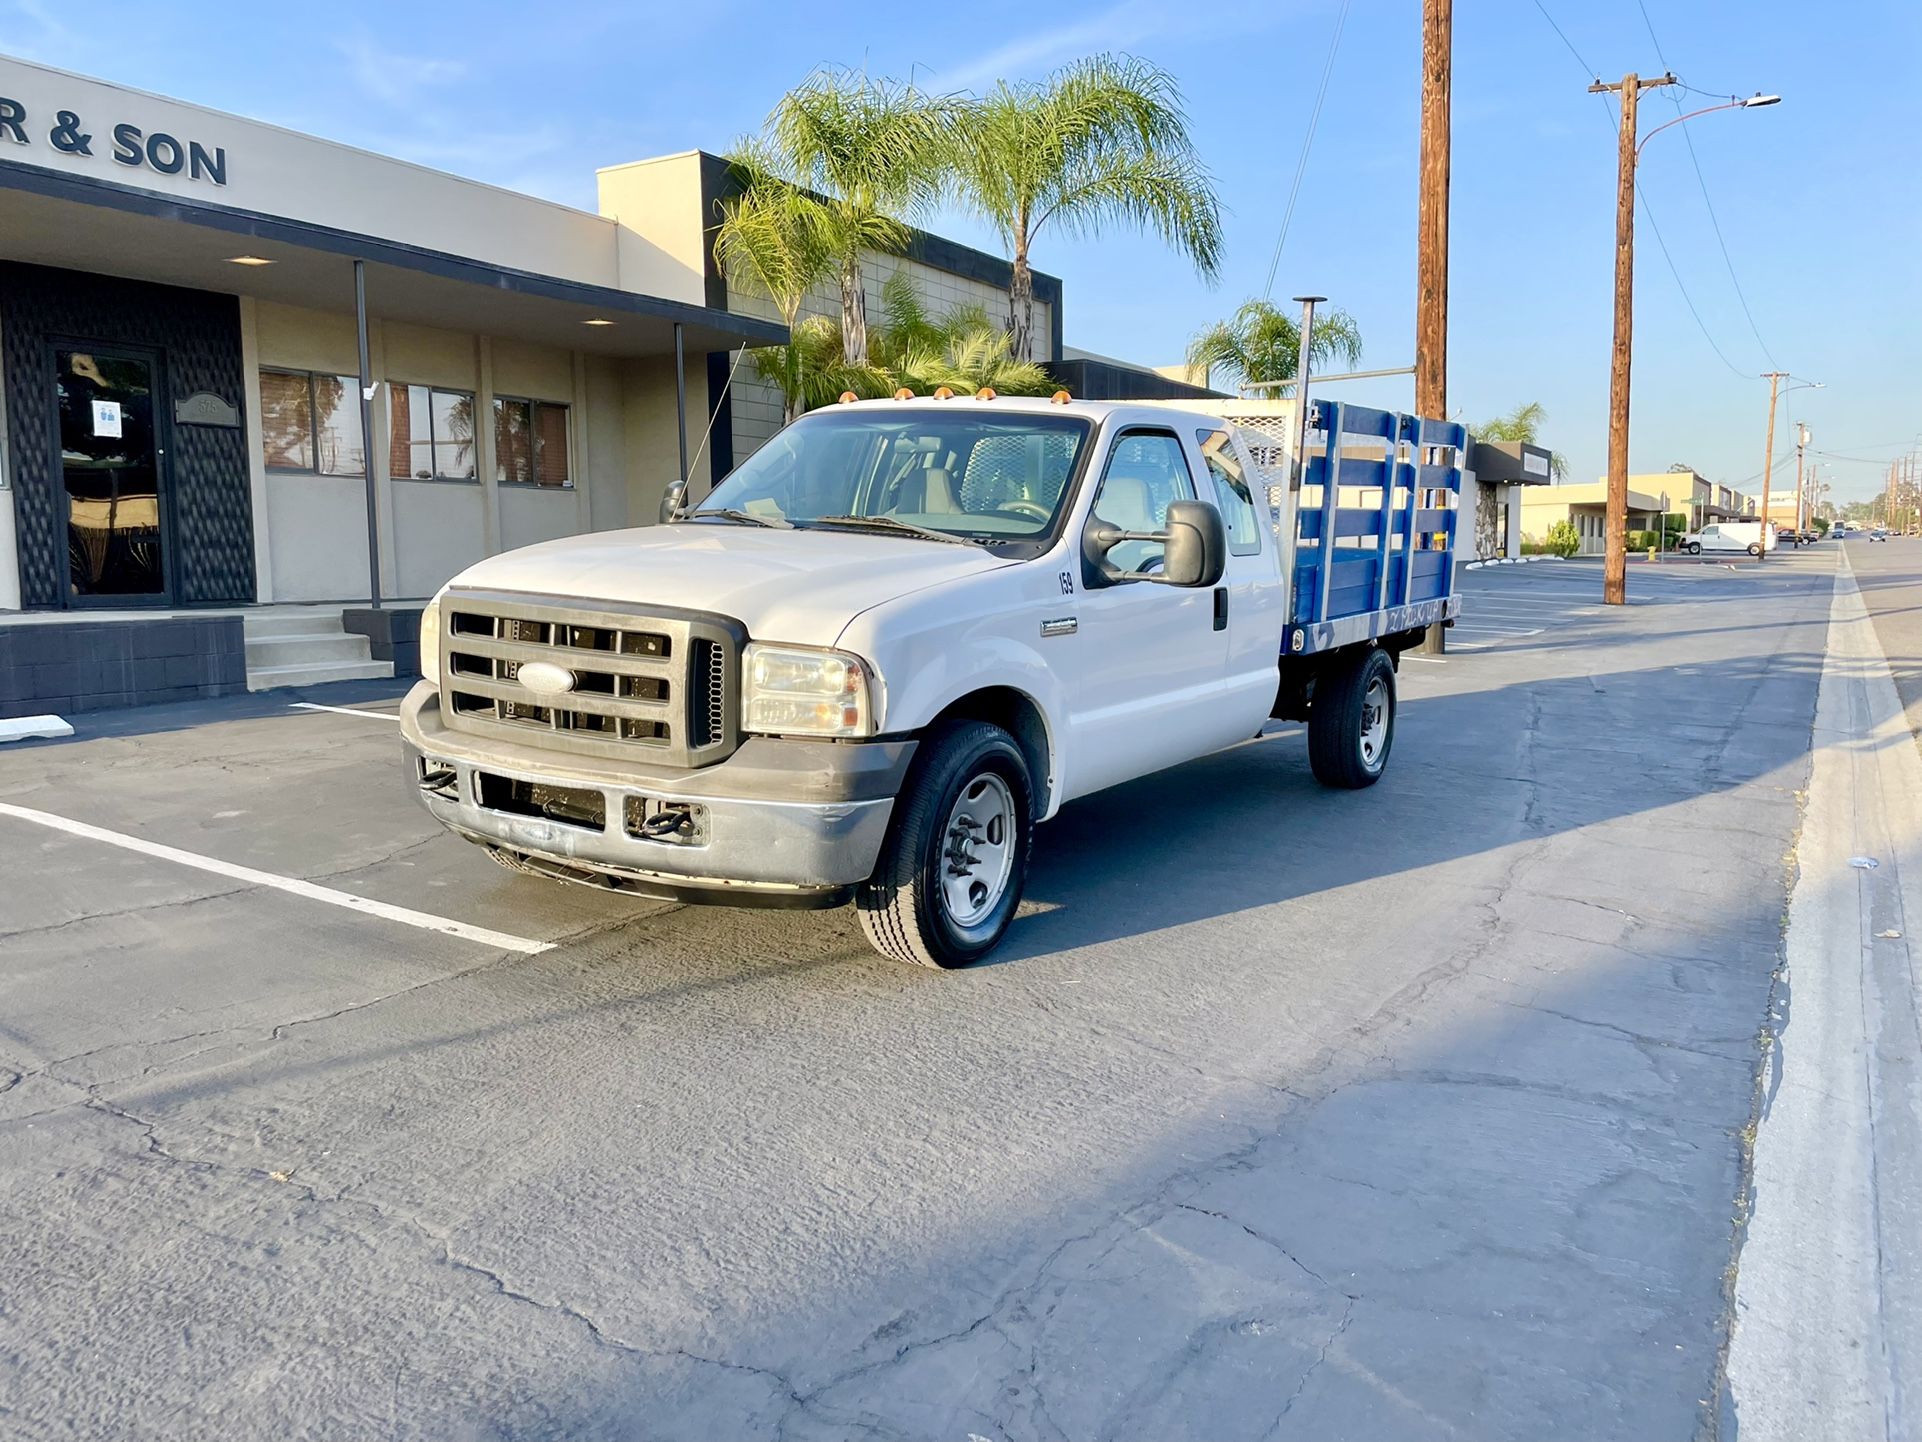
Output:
[948, 54, 1221, 360]
[761, 71, 957, 365]
[1186, 298, 1362, 394]
[1473, 400, 1569, 480]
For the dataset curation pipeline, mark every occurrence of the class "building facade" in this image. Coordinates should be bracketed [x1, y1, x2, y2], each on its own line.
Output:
[0, 58, 1101, 716]
[0, 59, 1066, 627]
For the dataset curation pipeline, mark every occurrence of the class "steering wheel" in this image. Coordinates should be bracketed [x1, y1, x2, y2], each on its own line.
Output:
[996, 500, 1052, 522]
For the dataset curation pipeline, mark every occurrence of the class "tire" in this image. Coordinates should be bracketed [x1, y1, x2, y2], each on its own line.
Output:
[1747, 543, 1762, 557]
[858, 721, 1033, 969]
[1685, 542, 1702, 555]
[1309, 648, 1397, 789]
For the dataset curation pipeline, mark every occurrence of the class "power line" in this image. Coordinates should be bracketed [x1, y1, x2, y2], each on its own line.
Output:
[1524, 0, 1757, 379]
[1633, 0, 1781, 369]
[1528, 0, 1598, 77]
[1261, 0, 1353, 299]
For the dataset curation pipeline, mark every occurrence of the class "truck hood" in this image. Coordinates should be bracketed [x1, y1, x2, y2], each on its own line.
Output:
[443, 523, 1020, 647]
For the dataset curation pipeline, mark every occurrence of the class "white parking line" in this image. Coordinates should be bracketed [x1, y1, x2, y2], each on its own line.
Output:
[0, 801, 551, 955]
[1452, 624, 1543, 636]
[291, 702, 401, 722]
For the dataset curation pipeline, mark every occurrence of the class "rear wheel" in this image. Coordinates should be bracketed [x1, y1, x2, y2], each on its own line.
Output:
[1747, 542, 1763, 557]
[1308, 647, 1396, 789]
[858, 721, 1033, 968]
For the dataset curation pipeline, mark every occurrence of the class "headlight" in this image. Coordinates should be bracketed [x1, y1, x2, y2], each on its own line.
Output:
[419, 595, 443, 682]
[741, 643, 873, 737]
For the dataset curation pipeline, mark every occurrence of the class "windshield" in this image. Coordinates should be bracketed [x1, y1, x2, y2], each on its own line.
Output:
[692, 409, 1093, 542]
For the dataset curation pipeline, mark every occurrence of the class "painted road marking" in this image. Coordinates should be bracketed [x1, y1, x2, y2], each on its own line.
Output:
[291, 702, 401, 722]
[0, 801, 551, 955]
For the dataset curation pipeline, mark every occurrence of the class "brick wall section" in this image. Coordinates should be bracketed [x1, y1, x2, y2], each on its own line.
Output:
[0, 617, 247, 719]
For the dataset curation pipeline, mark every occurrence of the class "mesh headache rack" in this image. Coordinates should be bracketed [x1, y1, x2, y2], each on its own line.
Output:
[438, 590, 743, 768]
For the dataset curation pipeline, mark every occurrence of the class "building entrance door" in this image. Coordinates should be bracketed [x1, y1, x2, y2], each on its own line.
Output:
[55, 346, 171, 602]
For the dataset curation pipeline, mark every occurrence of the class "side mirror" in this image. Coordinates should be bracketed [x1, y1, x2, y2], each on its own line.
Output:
[1159, 499, 1227, 587]
[658, 479, 688, 524]
[1081, 498, 1227, 588]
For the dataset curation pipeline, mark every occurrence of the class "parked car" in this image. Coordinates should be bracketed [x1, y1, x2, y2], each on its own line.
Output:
[1680, 520, 1773, 557]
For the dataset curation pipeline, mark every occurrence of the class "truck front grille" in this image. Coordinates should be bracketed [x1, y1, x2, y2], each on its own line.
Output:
[439, 591, 743, 767]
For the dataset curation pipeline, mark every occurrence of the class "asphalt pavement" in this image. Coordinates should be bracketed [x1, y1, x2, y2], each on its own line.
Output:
[0, 547, 1840, 1440]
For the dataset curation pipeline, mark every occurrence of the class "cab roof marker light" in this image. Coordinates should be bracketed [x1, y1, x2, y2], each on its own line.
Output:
[837, 390, 859, 404]
[932, 386, 956, 400]
[893, 387, 916, 400]
[1050, 389, 1073, 404]
[975, 387, 997, 401]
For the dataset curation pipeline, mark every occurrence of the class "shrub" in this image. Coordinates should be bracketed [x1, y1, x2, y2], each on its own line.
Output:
[1545, 519, 1580, 559]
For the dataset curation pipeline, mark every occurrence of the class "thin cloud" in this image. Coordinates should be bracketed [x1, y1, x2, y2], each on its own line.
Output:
[935, 0, 1299, 91]
[337, 35, 466, 106]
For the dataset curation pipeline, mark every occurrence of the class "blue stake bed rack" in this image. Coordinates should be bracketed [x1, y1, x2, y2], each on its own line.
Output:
[1274, 400, 1466, 657]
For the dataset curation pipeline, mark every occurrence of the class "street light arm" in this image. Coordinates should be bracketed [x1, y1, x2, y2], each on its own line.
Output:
[1638, 94, 1780, 155]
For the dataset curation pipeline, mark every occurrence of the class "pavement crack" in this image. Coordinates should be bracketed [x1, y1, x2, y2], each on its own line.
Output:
[1173, 1202, 1348, 1295]
[1261, 1297, 1355, 1439]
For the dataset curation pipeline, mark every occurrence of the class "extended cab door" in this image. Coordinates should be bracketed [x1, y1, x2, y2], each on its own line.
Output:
[1053, 426, 1232, 800]
[1193, 426, 1287, 736]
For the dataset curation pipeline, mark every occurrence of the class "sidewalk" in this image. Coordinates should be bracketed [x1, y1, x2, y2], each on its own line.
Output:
[1727, 548, 1922, 1439]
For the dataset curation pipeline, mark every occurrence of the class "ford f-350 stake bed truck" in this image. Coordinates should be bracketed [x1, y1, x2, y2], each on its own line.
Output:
[400, 394, 1466, 967]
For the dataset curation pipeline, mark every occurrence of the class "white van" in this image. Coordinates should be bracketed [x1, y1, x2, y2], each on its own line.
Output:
[1680, 520, 1774, 557]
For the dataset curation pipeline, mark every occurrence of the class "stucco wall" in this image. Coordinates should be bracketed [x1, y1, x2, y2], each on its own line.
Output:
[249, 298, 626, 600]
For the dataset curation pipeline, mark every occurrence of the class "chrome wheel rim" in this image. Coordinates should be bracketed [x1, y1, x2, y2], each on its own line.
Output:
[1359, 677, 1390, 768]
[941, 773, 1016, 928]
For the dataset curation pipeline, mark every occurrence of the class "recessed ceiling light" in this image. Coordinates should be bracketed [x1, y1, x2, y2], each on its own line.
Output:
[583, 317, 615, 326]
[228, 255, 274, 266]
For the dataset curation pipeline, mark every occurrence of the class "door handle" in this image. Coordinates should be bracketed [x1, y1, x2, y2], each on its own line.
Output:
[1212, 587, 1228, 631]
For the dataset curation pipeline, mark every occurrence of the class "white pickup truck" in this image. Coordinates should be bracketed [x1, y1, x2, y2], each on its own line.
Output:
[400, 394, 1466, 967]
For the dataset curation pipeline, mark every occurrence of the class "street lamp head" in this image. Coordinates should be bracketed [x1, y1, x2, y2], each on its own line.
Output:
[1742, 94, 1782, 107]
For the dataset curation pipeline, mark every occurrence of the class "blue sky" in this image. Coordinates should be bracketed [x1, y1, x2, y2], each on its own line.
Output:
[6, 0, 1917, 502]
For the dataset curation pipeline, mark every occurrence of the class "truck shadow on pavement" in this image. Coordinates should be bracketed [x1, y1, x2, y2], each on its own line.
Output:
[994, 648, 1823, 964]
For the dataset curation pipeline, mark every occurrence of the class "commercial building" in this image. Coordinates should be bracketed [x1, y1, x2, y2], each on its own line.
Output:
[1520, 473, 1759, 554]
[0, 56, 1071, 715]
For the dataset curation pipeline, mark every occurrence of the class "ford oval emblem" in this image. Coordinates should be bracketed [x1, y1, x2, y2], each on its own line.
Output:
[516, 660, 577, 696]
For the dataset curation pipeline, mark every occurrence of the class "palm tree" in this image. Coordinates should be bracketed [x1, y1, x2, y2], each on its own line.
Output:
[1472, 400, 1568, 479]
[746, 316, 892, 420]
[1186, 298, 1363, 394]
[712, 170, 839, 424]
[869, 274, 1054, 398]
[950, 54, 1222, 362]
[766, 70, 955, 367]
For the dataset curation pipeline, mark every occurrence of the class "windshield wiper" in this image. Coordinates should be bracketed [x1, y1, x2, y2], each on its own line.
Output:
[684, 507, 792, 529]
[808, 514, 978, 546]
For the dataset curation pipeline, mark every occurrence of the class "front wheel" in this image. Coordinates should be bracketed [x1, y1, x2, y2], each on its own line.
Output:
[1308, 647, 1396, 789]
[1685, 542, 1702, 555]
[858, 721, 1033, 968]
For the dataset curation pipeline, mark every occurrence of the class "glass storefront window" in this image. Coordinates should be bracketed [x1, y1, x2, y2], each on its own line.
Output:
[391, 384, 476, 480]
[493, 396, 571, 488]
[261, 369, 362, 475]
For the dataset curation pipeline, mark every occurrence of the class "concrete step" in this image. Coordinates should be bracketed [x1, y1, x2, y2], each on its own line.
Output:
[245, 632, 376, 668]
[245, 659, 394, 692]
[243, 610, 350, 639]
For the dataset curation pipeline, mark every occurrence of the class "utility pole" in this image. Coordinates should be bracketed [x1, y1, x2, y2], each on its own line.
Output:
[1591, 70, 1677, 605]
[1793, 421, 1806, 543]
[1758, 370, 1786, 559]
[1416, 0, 1451, 652]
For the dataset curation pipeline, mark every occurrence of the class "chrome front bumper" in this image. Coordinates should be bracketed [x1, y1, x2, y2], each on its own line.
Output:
[399, 683, 903, 907]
